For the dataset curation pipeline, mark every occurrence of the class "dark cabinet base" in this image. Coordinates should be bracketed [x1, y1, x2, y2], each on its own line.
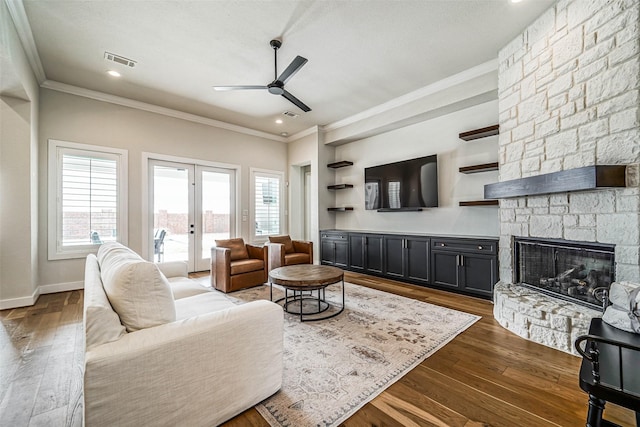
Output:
[321, 230, 498, 299]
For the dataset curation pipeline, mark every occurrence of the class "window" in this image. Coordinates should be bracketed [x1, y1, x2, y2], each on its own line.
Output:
[48, 140, 128, 260]
[251, 169, 284, 240]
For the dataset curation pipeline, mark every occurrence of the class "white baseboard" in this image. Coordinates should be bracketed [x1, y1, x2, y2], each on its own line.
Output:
[0, 288, 40, 310]
[39, 280, 84, 295]
[0, 281, 83, 310]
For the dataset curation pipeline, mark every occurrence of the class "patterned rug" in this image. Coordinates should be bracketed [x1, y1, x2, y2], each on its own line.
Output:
[225, 282, 480, 427]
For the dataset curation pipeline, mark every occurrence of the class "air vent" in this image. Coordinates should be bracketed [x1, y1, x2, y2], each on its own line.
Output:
[283, 111, 299, 118]
[104, 52, 136, 68]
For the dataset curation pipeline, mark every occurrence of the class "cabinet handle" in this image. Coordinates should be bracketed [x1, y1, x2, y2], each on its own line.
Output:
[460, 255, 465, 266]
[440, 243, 445, 247]
[456, 254, 459, 265]
[478, 245, 483, 250]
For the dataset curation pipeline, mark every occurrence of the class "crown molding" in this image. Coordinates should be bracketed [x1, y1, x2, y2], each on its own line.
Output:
[287, 126, 319, 142]
[4, 0, 46, 83]
[41, 80, 287, 142]
[323, 59, 498, 133]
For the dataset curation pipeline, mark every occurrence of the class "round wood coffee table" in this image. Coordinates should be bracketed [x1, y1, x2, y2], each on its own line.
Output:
[269, 265, 345, 321]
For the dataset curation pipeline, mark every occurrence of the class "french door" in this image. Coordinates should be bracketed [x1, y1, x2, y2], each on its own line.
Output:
[149, 160, 235, 272]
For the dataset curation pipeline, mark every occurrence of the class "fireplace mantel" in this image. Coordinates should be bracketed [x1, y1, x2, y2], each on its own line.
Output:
[484, 165, 627, 199]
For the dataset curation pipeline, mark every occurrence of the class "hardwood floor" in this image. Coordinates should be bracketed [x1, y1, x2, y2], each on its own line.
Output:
[1, 272, 636, 426]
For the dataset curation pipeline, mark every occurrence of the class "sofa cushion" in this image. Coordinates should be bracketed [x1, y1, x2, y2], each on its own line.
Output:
[284, 252, 311, 266]
[174, 291, 236, 320]
[269, 235, 294, 254]
[84, 254, 127, 349]
[230, 258, 264, 275]
[168, 277, 210, 299]
[215, 238, 249, 261]
[98, 242, 176, 332]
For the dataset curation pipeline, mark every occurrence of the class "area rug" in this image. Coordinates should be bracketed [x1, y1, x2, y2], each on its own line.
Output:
[225, 282, 480, 427]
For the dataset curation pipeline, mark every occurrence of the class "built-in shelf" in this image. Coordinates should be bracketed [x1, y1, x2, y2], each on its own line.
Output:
[459, 124, 500, 141]
[327, 161, 354, 169]
[327, 207, 354, 212]
[484, 165, 627, 199]
[327, 184, 354, 190]
[459, 162, 499, 174]
[459, 200, 499, 207]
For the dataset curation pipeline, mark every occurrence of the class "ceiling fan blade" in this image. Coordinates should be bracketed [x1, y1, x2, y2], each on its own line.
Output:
[277, 56, 308, 84]
[282, 90, 311, 112]
[213, 85, 268, 91]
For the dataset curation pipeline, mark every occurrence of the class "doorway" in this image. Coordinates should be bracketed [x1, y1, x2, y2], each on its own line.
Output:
[149, 159, 236, 272]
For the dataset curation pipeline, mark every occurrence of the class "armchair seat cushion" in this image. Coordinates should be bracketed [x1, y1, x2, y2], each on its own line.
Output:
[284, 253, 311, 265]
[230, 258, 265, 275]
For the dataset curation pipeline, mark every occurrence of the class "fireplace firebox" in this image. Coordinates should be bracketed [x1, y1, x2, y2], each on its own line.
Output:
[513, 237, 615, 310]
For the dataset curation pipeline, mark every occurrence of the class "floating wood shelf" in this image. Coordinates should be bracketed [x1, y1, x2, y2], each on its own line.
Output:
[459, 200, 499, 207]
[484, 165, 627, 199]
[459, 124, 500, 141]
[327, 207, 354, 212]
[327, 161, 353, 169]
[327, 184, 354, 190]
[459, 162, 499, 174]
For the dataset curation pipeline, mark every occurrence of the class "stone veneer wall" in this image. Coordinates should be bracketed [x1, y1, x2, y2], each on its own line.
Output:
[498, 0, 640, 283]
[494, 0, 640, 354]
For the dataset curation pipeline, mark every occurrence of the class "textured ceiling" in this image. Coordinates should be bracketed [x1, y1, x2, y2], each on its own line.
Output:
[22, 0, 555, 137]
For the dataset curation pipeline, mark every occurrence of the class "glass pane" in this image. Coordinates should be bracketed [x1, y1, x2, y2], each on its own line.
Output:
[153, 165, 189, 263]
[61, 154, 118, 246]
[202, 170, 231, 259]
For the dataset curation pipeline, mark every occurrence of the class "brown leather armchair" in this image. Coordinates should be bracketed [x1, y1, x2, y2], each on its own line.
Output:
[266, 235, 313, 271]
[211, 238, 268, 293]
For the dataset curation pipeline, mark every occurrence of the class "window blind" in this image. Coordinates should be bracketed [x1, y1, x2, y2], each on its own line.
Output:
[61, 154, 118, 246]
[254, 174, 280, 236]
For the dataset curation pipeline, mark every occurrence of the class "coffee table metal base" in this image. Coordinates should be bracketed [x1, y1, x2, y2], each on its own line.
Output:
[270, 280, 344, 322]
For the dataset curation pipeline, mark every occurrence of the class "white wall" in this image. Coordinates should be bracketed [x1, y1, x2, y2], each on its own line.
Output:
[38, 89, 287, 288]
[0, 0, 40, 307]
[332, 100, 500, 237]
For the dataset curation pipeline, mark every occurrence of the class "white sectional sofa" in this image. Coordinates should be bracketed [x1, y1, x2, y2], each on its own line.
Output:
[83, 242, 283, 426]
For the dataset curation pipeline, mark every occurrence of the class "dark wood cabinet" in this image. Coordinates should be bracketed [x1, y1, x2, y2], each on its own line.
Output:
[320, 231, 349, 268]
[430, 237, 497, 297]
[320, 230, 497, 299]
[383, 236, 430, 284]
[348, 233, 365, 271]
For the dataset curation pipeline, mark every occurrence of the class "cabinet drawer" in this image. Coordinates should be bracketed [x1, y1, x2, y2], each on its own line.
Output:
[320, 232, 348, 241]
[431, 238, 497, 255]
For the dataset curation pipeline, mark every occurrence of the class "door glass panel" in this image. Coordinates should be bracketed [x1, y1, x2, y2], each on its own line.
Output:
[153, 165, 190, 263]
[201, 170, 231, 260]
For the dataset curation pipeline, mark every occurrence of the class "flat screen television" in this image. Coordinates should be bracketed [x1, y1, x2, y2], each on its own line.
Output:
[364, 154, 438, 211]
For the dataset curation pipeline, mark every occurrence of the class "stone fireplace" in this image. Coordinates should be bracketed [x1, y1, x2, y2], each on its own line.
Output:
[493, 0, 640, 355]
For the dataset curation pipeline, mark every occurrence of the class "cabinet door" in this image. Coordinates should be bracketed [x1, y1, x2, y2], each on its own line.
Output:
[384, 236, 405, 278]
[406, 237, 430, 284]
[431, 251, 459, 289]
[334, 241, 349, 268]
[461, 253, 496, 296]
[320, 239, 334, 265]
[349, 234, 365, 271]
[365, 235, 384, 274]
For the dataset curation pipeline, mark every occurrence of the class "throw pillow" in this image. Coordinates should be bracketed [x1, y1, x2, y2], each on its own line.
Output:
[215, 238, 249, 261]
[269, 235, 294, 254]
[98, 242, 176, 332]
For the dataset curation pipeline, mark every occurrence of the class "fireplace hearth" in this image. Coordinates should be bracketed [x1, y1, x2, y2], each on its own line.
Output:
[514, 237, 615, 310]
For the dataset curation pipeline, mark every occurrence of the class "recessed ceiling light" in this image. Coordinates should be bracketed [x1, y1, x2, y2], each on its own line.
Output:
[281, 132, 288, 137]
[107, 70, 121, 77]
[510, 0, 523, 3]
[275, 119, 283, 124]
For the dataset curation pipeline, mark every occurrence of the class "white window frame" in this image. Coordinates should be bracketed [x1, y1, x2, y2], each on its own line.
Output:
[250, 168, 285, 243]
[48, 139, 128, 260]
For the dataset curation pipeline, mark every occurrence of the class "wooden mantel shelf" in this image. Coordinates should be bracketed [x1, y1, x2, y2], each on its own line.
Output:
[484, 165, 627, 199]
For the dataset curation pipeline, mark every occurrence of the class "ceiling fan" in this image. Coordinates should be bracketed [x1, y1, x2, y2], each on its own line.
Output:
[213, 39, 311, 112]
